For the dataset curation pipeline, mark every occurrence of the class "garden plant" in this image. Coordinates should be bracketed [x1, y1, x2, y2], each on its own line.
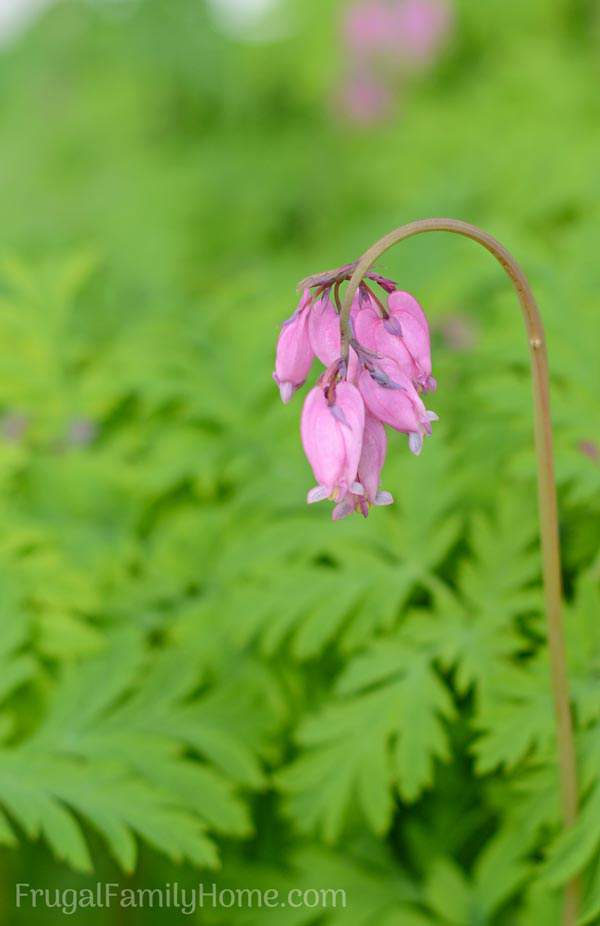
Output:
[1, 2, 600, 925]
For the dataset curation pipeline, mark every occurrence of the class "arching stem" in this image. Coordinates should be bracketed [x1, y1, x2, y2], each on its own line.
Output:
[340, 218, 578, 925]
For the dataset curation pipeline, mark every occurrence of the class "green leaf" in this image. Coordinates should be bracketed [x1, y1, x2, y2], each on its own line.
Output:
[0, 628, 275, 871]
[579, 851, 600, 926]
[473, 658, 555, 773]
[278, 629, 455, 839]
[424, 857, 471, 925]
[543, 782, 600, 888]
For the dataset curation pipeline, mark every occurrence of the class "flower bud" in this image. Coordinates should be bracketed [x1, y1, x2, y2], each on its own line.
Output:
[356, 413, 393, 506]
[355, 290, 434, 390]
[358, 358, 437, 453]
[273, 290, 315, 403]
[301, 381, 365, 508]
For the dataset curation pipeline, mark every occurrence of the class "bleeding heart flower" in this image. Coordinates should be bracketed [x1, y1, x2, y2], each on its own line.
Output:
[354, 291, 435, 391]
[302, 380, 365, 512]
[278, 261, 438, 518]
[356, 413, 394, 506]
[273, 290, 314, 403]
[358, 357, 437, 453]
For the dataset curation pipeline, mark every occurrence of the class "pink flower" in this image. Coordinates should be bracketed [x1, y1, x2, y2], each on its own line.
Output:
[357, 413, 394, 506]
[302, 381, 365, 509]
[354, 290, 435, 391]
[338, 70, 393, 125]
[343, 1, 393, 58]
[358, 357, 437, 453]
[308, 292, 361, 380]
[388, 289, 429, 328]
[308, 293, 342, 366]
[336, 0, 453, 127]
[326, 415, 393, 520]
[273, 290, 314, 403]
[278, 260, 438, 519]
[342, 0, 452, 70]
[390, 0, 453, 67]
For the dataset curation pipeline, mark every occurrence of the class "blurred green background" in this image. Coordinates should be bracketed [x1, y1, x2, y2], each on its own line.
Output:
[0, 0, 600, 923]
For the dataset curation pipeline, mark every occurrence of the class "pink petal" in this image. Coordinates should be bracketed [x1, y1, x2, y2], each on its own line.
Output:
[308, 293, 363, 367]
[274, 290, 314, 401]
[332, 497, 356, 521]
[308, 295, 341, 366]
[301, 387, 346, 492]
[358, 360, 423, 432]
[388, 290, 429, 330]
[300, 382, 365, 499]
[334, 381, 366, 490]
[357, 413, 388, 504]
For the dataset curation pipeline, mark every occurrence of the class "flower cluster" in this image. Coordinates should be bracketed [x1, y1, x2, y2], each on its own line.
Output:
[338, 0, 453, 124]
[273, 265, 437, 520]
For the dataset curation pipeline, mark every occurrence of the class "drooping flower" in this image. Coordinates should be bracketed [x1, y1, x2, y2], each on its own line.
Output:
[327, 412, 394, 520]
[308, 292, 342, 366]
[308, 291, 361, 380]
[354, 289, 435, 391]
[273, 290, 314, 403]
[357, 413, 394, 506]
[388, 288, 429, 328]
[358, 356, 437, 453]
[302, 379, 365, 509]
[275, 259, 437, 518]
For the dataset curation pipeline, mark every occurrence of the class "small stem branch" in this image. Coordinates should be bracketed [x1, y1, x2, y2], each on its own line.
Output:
[341, 218, 579, 925]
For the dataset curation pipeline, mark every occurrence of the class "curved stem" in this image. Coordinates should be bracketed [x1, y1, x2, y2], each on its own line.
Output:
[341, 218, 579, 925]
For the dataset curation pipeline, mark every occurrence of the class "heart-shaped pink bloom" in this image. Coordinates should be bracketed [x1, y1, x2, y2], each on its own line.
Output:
[388, 289, 429, 330]
[358, 357, 437, 453]
[308, 293, 359, 364]
[273, 290, 314, 403]
[355, 290, 435, 391]
[356, 413, 394, 506]
[301, 381, 365, 506]
[308, 293, 362, 381]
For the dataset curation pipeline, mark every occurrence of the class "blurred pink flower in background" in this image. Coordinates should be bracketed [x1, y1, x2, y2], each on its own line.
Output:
[343, 0, 394, 58]
[337, 69, 394, 124]
[390, 0, 454, 67]
[337, 0, 454, 124]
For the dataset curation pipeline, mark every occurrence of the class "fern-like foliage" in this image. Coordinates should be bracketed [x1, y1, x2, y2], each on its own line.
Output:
[2, 3, 600, 919]
[277, 621, 455, 840]
[0, 627, 279, 872]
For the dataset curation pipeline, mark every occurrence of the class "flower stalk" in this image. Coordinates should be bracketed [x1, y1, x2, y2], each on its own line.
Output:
[339, 217, 579, 926]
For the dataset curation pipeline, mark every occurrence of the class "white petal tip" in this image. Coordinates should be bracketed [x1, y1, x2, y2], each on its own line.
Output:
[351, 482, 365, 495]
[307, 486, 330, 504]
[278, 381, 294, 404]
[375, 491, 394, 506]
[408, 432, 423, 455]
[426, 411, 439, 422]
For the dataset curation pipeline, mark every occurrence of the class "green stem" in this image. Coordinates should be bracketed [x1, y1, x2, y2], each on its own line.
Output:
[340, 218, 579, 926]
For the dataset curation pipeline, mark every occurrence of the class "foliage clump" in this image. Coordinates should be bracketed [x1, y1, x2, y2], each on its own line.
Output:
[0, 1, 600, 923]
